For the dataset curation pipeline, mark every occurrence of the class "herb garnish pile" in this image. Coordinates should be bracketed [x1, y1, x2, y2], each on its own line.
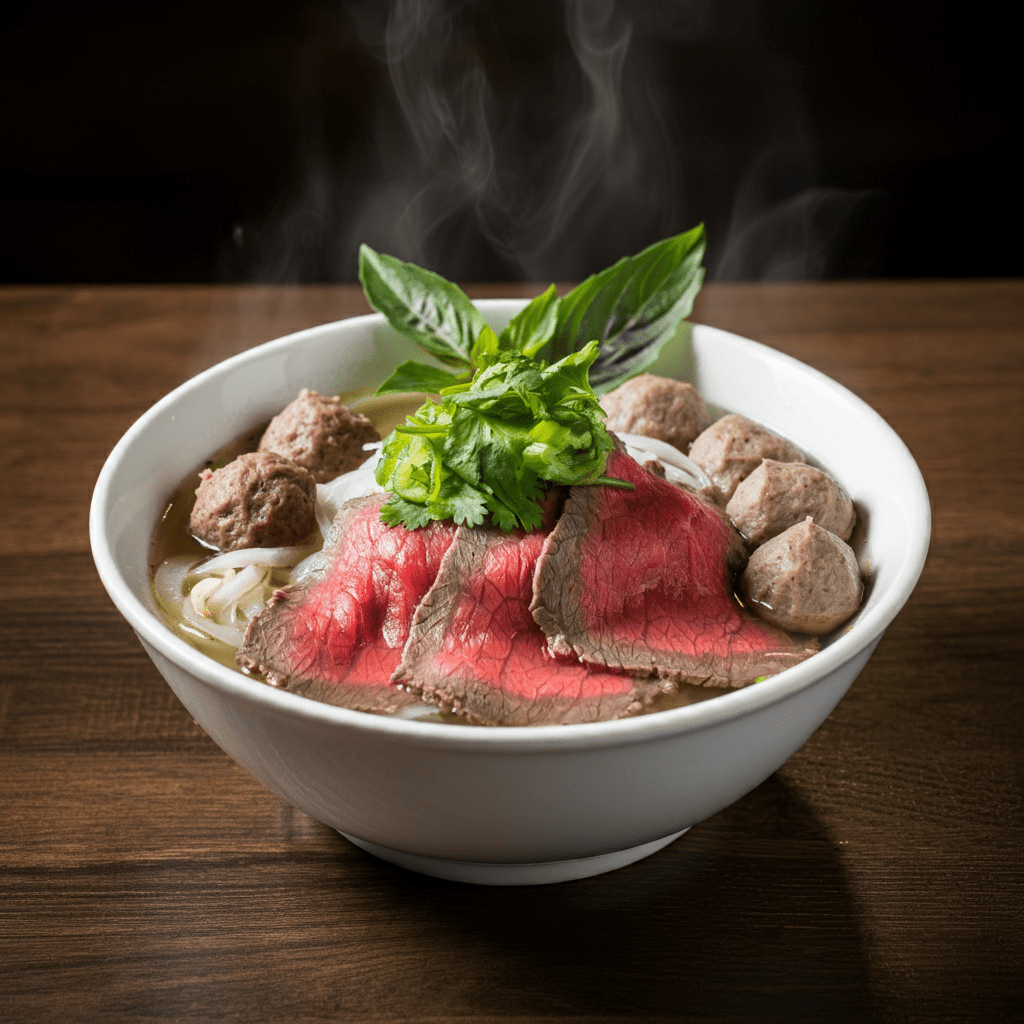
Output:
[360, 225, 706, 532]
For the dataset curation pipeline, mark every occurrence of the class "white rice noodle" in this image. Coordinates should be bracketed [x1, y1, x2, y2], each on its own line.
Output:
[205, 564, 267, 619]
[188, 545, 315, 574]
[315, 449, 384, 537]
[179, 598, 248, 646]
[290, 549, 329, 584]
[189, 575, 226, 616]
[153, 555, 199, 610]
[393, 702, 445, 720]
[155, 553, 273, 648]
[237, 587, 268, 622]
[618, 432, 713, 492]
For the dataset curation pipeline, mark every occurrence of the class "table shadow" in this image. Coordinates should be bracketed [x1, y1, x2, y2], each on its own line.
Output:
[344, 771, 880, 1023]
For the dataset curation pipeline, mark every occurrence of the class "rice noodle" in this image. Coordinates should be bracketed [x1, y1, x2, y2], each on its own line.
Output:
[189, 575, 226, 616]
[205, 564, 267, 617]
[315, 450, 384, 536]
[179, 598, 248, 645]
[290, 550, 329, 583]
[238, 588, 269, 621]
[618, 433, 712, 492]
[155, 552, 274, 647]
[393, 703, 445, 720]
[188, 545, 315, 574]
[153, 555, 200, 609]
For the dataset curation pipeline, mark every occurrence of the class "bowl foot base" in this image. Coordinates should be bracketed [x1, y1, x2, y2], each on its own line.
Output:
[339, 828, 690, 886]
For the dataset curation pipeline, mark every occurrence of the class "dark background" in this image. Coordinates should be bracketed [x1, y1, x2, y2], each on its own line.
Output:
[3, 0, 1017, 284]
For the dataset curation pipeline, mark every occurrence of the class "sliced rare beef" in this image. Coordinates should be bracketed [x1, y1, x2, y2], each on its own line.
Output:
[531, 450, 818, 686]
[236, 493, 456, 714]
[395, 522, 663, 726]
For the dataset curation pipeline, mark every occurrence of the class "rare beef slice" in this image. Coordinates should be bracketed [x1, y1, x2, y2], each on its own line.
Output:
[531, 450, 818, 686]
[396, 522, 662, 726]
[236, 493, 456, 713]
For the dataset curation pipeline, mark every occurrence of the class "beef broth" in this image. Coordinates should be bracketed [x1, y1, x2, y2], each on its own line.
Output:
[150, 388, 861, 725]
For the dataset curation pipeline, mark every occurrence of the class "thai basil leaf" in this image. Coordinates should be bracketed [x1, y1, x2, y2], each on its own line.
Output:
[498, 284, 560, 357]
[545, 224, 706, 393]
[365, 228, 704, 531]
[375, 360, 473, 397]
[358, 244, 487, 366]
[468, 324, 502, 369]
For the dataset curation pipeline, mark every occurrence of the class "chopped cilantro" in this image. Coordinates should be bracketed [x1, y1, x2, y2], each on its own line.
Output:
[358, 227, 706, 531]
[374, 343, 616, 532]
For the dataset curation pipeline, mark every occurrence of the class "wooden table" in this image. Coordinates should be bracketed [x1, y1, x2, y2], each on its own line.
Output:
[2, 281, 1021, 1023]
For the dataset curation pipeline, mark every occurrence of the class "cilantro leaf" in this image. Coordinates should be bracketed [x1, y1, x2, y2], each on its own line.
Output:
[374, 344, 621, 532]
[379, 496, 434, 530]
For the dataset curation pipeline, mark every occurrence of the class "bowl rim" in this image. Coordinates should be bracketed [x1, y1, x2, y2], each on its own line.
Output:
[90, 303, 931, 753]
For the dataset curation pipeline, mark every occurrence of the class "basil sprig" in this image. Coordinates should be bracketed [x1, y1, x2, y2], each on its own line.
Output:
[357, 226, 705, 531]
[358, 245, 488, 366]
[544, 224, 706, 391]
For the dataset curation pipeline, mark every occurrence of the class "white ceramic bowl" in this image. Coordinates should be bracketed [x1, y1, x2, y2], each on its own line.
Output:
[90, 302, 930, 885]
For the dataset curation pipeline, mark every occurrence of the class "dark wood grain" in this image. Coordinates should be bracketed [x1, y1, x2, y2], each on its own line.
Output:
[1, 282, 1021, 1024]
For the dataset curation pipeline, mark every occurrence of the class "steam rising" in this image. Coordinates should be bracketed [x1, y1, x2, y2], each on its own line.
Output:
[227, 0, 878, 284]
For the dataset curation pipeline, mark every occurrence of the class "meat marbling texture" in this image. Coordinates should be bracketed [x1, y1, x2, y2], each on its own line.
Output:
[236, 492, 455, 714]
[238, 453, 818, 724]
[395, 519, 661, 726]
[531, 451, 818, 686]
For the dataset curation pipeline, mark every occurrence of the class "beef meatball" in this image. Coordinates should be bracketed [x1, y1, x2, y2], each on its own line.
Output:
[259, 389, 380, 484]
[600, 374, 711, 452]
[740, 517, 863, 634]
[189, 451, 318, 551]
[726, 459, 856, 547]
[688, 414, 803, 501]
